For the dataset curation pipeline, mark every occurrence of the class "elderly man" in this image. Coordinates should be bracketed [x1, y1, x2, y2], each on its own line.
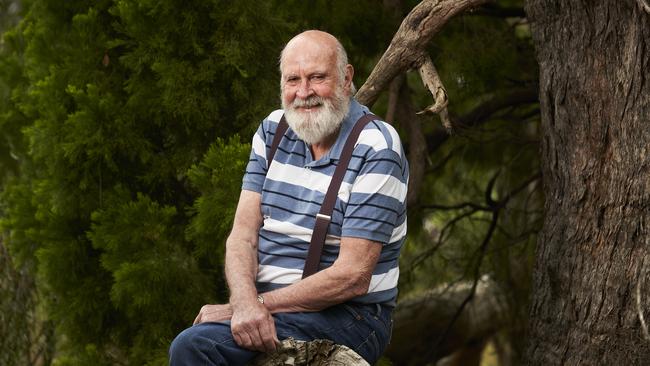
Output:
[170, 30, 408, 365]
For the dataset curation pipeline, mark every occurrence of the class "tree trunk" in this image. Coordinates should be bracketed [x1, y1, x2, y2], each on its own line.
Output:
[524, 1, 650, 365]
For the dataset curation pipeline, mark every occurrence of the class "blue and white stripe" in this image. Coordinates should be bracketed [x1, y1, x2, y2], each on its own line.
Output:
[242, 99, 408, 306]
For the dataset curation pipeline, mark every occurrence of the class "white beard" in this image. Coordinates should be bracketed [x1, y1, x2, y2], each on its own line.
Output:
[282, 88, 350, 145]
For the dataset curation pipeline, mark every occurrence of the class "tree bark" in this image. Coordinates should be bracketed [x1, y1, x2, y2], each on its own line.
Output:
[524, 1, 650, 365]
[253, 338, 369, 366]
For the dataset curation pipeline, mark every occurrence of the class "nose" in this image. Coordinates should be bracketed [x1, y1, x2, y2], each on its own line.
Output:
[296, 79, 313, 99]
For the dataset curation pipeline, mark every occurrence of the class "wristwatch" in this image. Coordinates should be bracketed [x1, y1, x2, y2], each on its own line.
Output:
[257, 294, 264, 304]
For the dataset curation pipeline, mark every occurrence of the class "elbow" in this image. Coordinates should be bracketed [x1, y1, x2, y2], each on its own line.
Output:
[348, 270, 372, 297]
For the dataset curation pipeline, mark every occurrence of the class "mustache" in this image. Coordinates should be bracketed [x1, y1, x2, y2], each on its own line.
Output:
[291, 96, 325, 108]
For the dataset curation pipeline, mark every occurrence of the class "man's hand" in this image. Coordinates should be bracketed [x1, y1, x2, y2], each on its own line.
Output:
[193, 304, 233, 325]
[230, 299, 280, 353]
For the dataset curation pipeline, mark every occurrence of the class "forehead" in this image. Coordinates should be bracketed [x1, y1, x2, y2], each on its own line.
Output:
[281, 39, 337, 75]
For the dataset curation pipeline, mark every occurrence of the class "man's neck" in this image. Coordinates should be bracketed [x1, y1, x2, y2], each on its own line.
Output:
[309, 130, 339, 161]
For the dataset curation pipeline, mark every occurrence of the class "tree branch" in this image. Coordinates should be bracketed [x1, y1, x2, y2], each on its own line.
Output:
[355, 0, 493, 107]
[385, 75, 404, 124]
[394, 75, 429, 208]
[432, 208, 500, 359]
[417, 54, 452, 131]
[637, 0, 650, 14]
[426, 87, 538, 154]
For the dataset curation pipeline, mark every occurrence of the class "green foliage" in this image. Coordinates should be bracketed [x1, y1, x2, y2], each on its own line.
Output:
[186, 136, 250, 270]
[0, 0, 540, 364]
[0, 0, 292, 363]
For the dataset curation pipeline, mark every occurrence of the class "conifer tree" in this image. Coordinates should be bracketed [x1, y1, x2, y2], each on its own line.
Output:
[0, 0, 542, 364]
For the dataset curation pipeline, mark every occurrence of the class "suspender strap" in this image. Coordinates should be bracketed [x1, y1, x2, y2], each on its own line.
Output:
[302, 113, 378, 278]
[268, 115, 289, 168]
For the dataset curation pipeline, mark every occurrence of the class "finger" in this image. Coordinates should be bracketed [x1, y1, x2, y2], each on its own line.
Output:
[239, 331, 257, 351]
[246, 325, 267, 352]
[258, 318, 279, 352]
[232, 331, 244, 348]
[193, 312, 202, 325]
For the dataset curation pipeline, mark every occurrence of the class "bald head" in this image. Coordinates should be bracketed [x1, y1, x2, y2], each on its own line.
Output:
[279, 30, 353, 94]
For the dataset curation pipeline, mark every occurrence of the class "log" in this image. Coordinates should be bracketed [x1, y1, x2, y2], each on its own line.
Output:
[253, 338, 369, 366]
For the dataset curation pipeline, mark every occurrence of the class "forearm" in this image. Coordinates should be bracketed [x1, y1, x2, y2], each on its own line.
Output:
[262, 261, 372, 313]
[225, 237, 260, 307]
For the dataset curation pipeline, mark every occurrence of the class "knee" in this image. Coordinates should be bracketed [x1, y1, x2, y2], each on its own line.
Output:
[169, 327, 196, 362]
[169, 325, 217, 364]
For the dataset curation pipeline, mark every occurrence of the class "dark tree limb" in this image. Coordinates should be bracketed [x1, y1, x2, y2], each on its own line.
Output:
[425, 87, 538, 157]
[393, 74, 429, 208]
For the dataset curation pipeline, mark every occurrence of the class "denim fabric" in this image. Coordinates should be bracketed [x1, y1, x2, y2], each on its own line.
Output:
[169, 303, 392, 365]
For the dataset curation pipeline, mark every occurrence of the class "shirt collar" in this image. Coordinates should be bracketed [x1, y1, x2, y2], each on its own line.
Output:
[307, 98, 370, 167]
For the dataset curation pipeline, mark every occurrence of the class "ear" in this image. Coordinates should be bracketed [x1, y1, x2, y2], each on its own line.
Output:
[344, 64, 354, 94]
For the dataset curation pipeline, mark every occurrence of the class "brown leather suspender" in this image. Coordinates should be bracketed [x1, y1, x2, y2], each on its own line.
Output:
[267, 113, 379, 278]
[267, 115, 289, 166]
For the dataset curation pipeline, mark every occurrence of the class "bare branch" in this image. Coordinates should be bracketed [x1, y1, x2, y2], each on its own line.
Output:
[432, 207, 500, 360]
[355, 0, 493, 107]
[416, 55, 452, 131]
[426, 87, 538, 154]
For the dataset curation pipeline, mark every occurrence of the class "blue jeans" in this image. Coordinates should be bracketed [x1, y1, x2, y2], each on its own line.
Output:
[169, 302, 392, 365]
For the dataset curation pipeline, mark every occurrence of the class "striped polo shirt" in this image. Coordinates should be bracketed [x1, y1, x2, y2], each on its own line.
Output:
[242, 99, 408, 306]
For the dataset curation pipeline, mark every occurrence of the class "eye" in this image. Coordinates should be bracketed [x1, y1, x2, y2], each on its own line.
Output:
[285, 76, 299, 85]
[310, 74, 326, 82]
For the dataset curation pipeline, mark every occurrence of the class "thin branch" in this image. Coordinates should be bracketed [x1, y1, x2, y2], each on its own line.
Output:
[496, 172, 542, 208]
[432, 208, 500, 358]
[415, 172, 541, 276]
[411, 207, 481, 270]
[425, 87, 539, 155]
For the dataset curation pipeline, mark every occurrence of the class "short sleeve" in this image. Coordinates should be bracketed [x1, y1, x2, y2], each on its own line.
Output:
[341, 147, 408, 245]
[241, 123, 269, 193]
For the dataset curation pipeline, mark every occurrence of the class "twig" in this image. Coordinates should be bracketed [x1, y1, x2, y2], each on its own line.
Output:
[432, 208, 500, 358]
[638, 0, 650, 14]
